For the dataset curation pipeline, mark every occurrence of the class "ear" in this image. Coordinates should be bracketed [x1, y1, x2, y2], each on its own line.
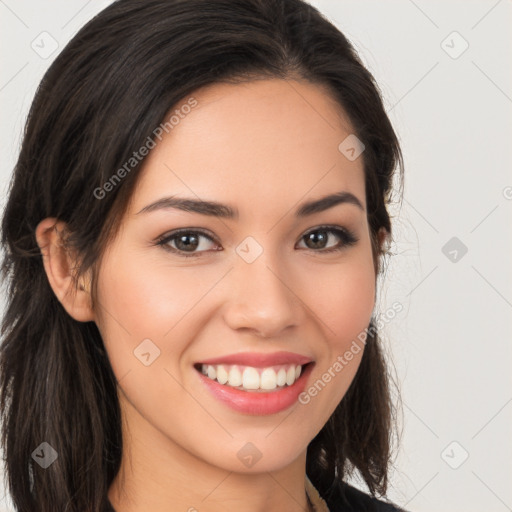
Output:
[372, 227, 390, 276]
[377, 227, 389, 253]
[35, 217, 95, 322]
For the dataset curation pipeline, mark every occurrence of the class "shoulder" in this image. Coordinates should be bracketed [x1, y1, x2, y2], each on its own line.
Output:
[323, 480, 408, 512]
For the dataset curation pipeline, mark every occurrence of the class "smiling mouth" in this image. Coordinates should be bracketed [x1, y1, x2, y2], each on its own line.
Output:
[193, 362, 313, 392]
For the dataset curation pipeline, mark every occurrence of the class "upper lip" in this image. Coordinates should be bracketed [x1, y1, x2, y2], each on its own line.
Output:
[196, 351, 313, 367]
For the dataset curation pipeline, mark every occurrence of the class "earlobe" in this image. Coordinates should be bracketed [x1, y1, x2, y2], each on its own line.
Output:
[378, 227, 389, 253]
[373, 227, 390, 276]
[35, 217, 95, 322]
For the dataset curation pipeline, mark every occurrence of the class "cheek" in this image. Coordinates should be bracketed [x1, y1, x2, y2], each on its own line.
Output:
[93, 252, 210, 421]
[93, 246, 229, 397]
[95, 250, 207, 340]
[306, 256, 376, 348]
[331, 272, 375, 345]
[298, 256, 375, 422]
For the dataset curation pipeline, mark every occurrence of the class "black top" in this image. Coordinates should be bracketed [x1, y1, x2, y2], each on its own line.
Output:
[322, 481, 408, 512]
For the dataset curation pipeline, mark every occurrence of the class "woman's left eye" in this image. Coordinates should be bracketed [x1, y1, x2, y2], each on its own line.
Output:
[155, 225, 358, 258]
[297, 226, 359, 253]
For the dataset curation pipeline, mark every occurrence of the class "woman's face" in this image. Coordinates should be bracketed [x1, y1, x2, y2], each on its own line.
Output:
[94, 78, 377, 474]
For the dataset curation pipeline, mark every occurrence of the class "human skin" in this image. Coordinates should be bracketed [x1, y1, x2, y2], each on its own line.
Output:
[36, 78, 387, 512]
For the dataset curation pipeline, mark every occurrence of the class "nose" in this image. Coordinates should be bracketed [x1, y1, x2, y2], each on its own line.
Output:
[222, 249, 303, 338]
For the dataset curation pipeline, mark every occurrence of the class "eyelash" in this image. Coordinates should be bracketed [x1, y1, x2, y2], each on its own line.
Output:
[155, 225, 359, 258]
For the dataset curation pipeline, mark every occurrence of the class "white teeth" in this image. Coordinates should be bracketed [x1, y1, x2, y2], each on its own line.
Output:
[242, 367, 260, 389]
[260, 368, 277, 390]
[286, 366, 296, 386]
[199, 363, 305, 391]
[228, 366, 242, 387]
[216, 365, 229, 385]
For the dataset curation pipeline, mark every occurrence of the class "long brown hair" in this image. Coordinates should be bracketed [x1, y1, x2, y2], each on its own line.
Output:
[0, 1, 404, 510]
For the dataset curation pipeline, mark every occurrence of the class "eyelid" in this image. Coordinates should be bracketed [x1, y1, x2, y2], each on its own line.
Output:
[157, 227, 217, 241]
[155, 228, 220, 257]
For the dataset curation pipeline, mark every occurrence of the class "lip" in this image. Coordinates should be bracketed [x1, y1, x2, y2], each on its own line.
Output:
[195, 361, 315, 415]
[196, 351, 313, 368]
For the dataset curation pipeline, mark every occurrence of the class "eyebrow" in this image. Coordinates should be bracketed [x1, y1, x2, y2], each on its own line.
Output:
[135, 191, 365, 218]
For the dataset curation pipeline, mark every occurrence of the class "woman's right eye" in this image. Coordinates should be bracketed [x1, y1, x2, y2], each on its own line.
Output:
[156, 229, 221, 258]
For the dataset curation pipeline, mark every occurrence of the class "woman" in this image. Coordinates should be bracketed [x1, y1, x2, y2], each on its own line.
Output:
[0, 0, 406, 511]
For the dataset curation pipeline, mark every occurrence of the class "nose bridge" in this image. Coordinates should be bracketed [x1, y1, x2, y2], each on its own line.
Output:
[222, 238, 301, 337]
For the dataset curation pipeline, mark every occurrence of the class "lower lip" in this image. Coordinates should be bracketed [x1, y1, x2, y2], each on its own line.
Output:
[196, 363, 314, 415]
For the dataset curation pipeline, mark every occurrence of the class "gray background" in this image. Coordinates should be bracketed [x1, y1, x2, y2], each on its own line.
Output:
[1, 1, 511, 511]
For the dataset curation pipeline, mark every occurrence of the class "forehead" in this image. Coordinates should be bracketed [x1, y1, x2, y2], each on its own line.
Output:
[129, 78, 366, 216]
